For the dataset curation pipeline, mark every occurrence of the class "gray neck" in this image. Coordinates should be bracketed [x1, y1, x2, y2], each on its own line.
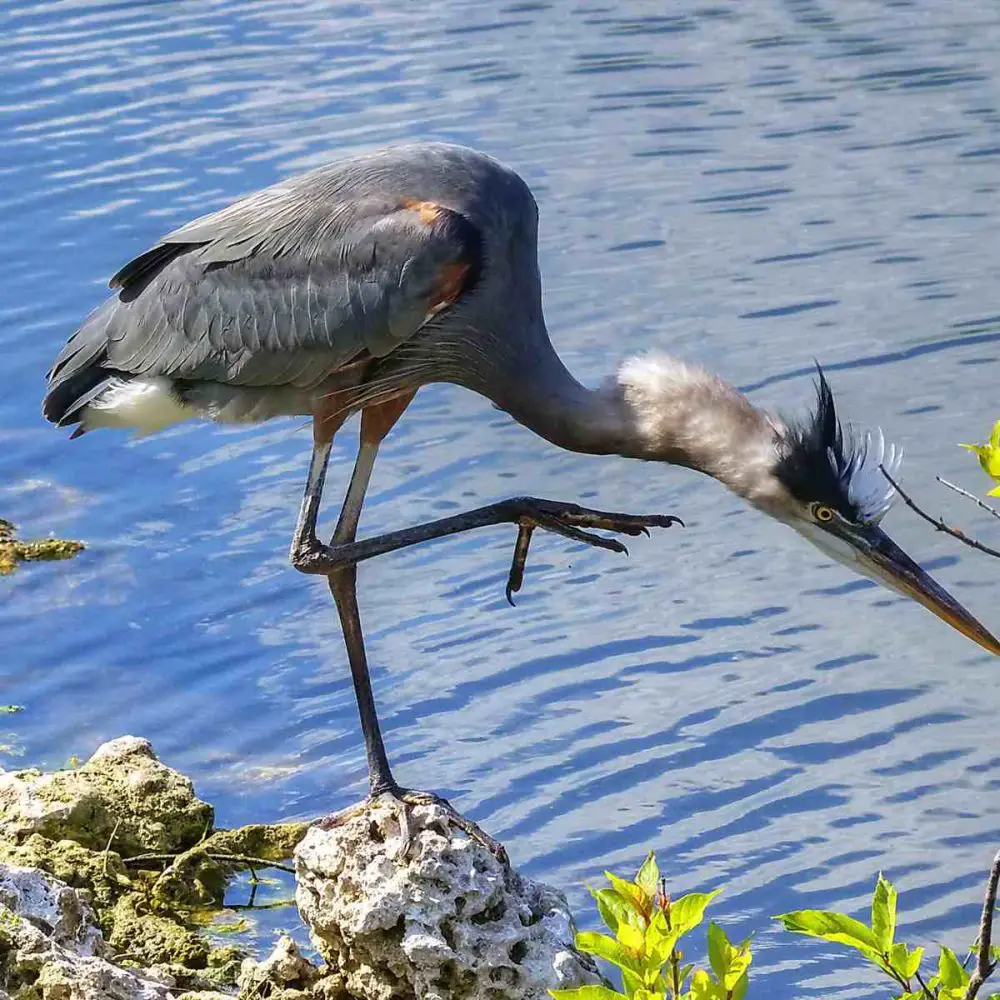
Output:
[471, 337, 784, 506]
[483, 346, 645, 458]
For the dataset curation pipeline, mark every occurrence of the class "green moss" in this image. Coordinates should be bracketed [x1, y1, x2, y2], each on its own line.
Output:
[203, 823, 310, 862]
[0, 833, 131, 914]
[109, 895, 211, 969]
[0, 518, 83, 575]
[0, 744, 214, 855]
[0, 739, 321, 992]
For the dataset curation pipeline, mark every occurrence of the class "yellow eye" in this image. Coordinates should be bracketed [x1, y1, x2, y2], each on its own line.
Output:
[814, 505, 834, 523]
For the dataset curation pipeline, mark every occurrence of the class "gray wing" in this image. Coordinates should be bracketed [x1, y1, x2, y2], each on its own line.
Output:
[44, 183, 481, 423]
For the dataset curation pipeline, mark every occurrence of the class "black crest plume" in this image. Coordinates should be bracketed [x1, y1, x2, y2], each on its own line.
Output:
[774, 365, 900, 523]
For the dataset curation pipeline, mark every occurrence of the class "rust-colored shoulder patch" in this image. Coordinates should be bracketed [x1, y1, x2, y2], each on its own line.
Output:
[403, 199, 444, 226]
[425, 260, 473, 321]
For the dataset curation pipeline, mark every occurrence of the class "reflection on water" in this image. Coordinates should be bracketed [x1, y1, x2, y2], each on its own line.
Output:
[3, 1, 1000, 994]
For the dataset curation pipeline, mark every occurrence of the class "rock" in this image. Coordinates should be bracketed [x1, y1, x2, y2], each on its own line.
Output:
[0, 736, 213, 855]
[0, 862, 174, 1000]
[0, 863, 103, 957]
[294, 801, 600, 1000]
[237, 935, 324, 998]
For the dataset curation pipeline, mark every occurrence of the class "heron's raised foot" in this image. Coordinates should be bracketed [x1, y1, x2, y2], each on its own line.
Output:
[316, 786, 509, 867]
[504, 499, 683, 604]
[289, 495, 681, 595]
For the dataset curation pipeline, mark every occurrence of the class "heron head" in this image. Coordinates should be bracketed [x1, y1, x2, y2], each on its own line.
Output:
[763, 367, 1000, 655]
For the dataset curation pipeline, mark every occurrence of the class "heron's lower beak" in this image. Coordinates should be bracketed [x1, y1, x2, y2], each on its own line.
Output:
[833, 522, 1000, 656]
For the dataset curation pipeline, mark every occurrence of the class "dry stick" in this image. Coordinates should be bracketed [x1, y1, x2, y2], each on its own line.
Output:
[123, 851, 295, 875]
[879, 466, 1000, 560]
[965, 849, 1000, 1000]
[101, 817, 122, 876]
[937, 477, 1000, 522]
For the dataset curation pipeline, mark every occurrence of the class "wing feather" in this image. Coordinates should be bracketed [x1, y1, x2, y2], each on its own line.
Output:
[48, 186, 482, 418]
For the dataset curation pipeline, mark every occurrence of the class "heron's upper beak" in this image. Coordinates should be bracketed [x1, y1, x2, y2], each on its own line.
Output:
[818, 519, 1000, 656]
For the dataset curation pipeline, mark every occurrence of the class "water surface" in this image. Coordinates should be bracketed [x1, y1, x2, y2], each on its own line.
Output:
[3, 1, 1000, 995]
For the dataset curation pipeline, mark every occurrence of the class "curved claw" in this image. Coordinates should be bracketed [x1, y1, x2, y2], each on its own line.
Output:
[500, 502, 681, 602]
[506, 522, 534, 605]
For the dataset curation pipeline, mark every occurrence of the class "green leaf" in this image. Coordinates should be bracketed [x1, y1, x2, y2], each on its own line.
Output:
[617, 921, 645, 955]
[591, 888, 639, 935]
[621, 968, 644, 995]
[604, 871, 651, 918]
[731, 971, 750, 1000]
[776, 909, 880, 960]
[705, 922, 752, 989]
[871, 873, 897, 953]
[670, 890, 722, 937]
[688, 969, 724, 1000]
[645, 910, 680, 967]
[678, 962, 695, 989]
[889, 942, 923, 980]
[937, 946, 968, 990]
[575, 931, 637, 972]
[635, 851, 660, 899]
[548, 988, 628, 1000]
[707, 922, 727, 981]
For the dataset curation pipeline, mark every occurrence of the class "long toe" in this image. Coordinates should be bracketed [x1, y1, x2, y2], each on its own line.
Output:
[384, 787, 509, 867]
[313, 799, 371, 831]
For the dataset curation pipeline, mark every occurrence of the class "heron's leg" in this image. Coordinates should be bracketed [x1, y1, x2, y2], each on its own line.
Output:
[289, 407, 349, 565]
[294, 498, 682, 601]
[325, 400, 404, 796]
[319, 394, 510, 864]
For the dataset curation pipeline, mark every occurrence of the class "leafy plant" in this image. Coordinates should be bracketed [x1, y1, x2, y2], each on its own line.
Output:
[550, 852, 751, 1000]
[960, 419, 1000, 497]
[557, 850, 1000, 1000]
[776, 869, 1000, 1000]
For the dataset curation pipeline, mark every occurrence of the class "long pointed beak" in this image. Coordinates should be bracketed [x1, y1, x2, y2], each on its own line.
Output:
[833, 522, 1000, 656]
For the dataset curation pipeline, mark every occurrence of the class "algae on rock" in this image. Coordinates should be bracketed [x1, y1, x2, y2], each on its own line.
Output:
[0, 736, 213, 856]
[0, 862, 174, 1000]
[0, 737, 309, 995]
[1, 736, 595, 1000]
[0, 518, 83, 576]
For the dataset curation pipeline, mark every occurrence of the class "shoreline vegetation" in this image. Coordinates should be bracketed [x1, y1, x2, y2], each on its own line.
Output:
[0, 737, 996, 999]
[0, 519, 83, 576]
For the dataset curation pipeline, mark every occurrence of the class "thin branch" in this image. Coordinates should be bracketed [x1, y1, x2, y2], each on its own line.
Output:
[913, 967, 935, 999]
[880, 466, 1000, 560]
[123, 851, 295, 874]
[101, 817, 122, 876]
[937, 477, 1000, 521]
[965, 849, 1000, 1000]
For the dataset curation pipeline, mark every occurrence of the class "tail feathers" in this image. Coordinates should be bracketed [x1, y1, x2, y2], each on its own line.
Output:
[43, 300, 121, 428]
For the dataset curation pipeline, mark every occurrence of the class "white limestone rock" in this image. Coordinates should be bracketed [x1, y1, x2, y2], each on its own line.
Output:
[0, 736, 213, 855]
[237, 934, 322, 995]
[0, 862, 173, 1000]
[294, 800, 601, 1000]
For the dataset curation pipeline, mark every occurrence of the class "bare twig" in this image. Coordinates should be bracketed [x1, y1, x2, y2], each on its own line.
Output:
[101, 817, 122, 876]
[937, 477, 1000, 521]
[880, 466, 1000, 560]
[123, 851, 295, 874]
[965, 849, 1000, 1000]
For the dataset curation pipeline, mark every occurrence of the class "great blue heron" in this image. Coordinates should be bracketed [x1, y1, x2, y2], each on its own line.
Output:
[43, 141, 999, 860]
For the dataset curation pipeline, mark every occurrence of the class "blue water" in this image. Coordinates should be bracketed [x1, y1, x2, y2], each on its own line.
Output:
[3, 1, 1000, 995]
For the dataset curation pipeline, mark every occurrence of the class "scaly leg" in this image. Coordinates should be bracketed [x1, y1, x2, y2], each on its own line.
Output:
[293, 498, 681, 600]
[311, 393, 508, 862]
